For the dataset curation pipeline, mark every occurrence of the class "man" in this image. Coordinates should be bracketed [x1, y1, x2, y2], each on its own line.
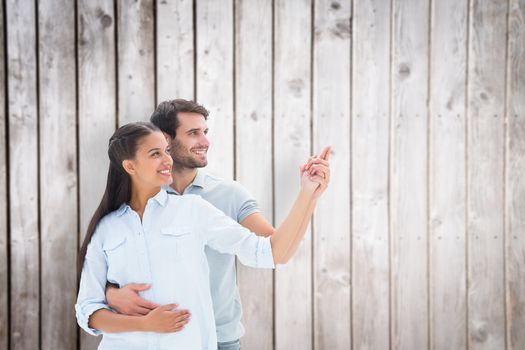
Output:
[106, 99, 330, 349]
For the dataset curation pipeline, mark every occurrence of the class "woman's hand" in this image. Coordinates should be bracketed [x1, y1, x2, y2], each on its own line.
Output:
[140, 304, 191, 333]
[300, 146, 331, 198]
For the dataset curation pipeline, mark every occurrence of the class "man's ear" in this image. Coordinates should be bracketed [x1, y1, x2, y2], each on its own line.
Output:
[122, 159, 136, 175]
[162, 132, 172, 143]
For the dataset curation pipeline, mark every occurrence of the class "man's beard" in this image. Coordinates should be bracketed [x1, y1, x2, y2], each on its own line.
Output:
[170, 139, 208, 169]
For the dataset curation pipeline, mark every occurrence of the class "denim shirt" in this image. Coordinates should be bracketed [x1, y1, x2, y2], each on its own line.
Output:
[75, 189, 274, 350]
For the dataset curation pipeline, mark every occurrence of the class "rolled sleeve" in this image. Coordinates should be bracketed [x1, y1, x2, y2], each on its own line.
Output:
[75, 226, 111, 336]
[229, 182, 261, 223]
[255, 236, 275, 268]
[75, 301, 110, 336]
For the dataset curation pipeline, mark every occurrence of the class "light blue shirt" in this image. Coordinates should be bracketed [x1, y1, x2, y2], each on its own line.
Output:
[75, 188, 274, 350]
[172, 170, 261, 342]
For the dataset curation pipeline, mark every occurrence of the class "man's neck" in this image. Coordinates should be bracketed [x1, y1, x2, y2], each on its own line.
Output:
[170, 167, 198, 194]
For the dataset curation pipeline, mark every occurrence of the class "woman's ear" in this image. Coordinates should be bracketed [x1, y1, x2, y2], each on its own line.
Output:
[122, 159, 136, 175]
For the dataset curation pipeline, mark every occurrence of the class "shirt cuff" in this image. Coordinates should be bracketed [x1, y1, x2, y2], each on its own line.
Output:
[256, 236, 275, 268]
[75, 302, 111, 336]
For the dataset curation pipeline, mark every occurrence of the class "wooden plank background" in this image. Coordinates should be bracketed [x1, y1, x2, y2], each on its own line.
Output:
[0, 0, 524, 349]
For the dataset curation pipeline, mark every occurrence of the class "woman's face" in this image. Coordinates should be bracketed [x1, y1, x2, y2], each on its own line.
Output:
[123, 131, 173, 187]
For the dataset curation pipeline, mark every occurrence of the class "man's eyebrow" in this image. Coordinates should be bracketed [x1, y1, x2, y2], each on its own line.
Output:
[186, 128, 203, 133]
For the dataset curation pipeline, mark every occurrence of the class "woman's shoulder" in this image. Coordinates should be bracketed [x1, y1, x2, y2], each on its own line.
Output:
[91, 207, 128, 243]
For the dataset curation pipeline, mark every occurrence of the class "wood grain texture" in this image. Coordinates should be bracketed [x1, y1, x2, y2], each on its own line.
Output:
[234, 0, 273, 349]
[6, 0, 39, 348]
[196, 0, 234, 179]
[467, 0, 507, 348]
[312, 0, 351, 349]
[156, 0, 194, 102]
[391, 0, 429, 349]
[506, 0, 525, 348]
[352, 0, 391, 348]
[429, 0, 468, 349]
[77, 0, 116, 348]
[0, 1, 7, 348]
[274, 1, 312, 349]
[38, 0, 77, 348]
[117, 0, 155, 124]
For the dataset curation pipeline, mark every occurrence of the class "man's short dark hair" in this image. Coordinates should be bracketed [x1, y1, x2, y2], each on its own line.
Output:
[150, 99, 209, 138]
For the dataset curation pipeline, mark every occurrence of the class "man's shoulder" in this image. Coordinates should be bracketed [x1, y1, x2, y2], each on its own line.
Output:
[200, 171, 248, 193]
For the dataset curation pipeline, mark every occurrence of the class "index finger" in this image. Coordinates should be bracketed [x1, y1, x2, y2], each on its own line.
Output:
[319, 146, 331, 161]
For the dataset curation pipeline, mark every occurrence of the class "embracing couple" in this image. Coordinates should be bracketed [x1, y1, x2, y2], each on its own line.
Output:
[75, 99, 331, 349]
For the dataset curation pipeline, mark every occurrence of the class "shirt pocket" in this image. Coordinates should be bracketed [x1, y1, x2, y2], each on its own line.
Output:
[102, 235, 127, 284]
[159, 228, 195, 261]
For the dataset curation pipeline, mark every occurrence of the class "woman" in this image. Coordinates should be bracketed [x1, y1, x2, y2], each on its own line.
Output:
[76, 122, 327, 349]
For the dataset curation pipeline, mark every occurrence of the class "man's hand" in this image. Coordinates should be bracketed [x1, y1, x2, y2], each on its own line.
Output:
[106, 283, 160, 316]
[140, 304, 191, 333]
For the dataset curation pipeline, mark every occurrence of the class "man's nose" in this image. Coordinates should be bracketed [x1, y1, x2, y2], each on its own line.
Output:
[199, 134, 210, 146]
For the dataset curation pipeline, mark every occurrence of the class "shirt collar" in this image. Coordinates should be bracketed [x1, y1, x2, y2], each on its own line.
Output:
[115, 203, 129, 217]
[190, 169, 206, 189]
[151, 187, 169, 206]
[115, 188, 168, 217]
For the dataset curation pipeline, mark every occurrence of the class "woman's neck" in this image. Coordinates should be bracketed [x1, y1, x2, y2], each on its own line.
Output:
[129, 183, 161, 219]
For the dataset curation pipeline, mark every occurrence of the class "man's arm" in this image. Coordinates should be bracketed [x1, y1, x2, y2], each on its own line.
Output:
[106, 283, 160, 315]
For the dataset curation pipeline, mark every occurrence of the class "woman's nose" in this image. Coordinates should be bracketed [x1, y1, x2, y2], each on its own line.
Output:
[163, 152, 173, 165]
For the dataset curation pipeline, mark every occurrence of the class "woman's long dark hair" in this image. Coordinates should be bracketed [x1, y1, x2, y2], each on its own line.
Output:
[78, 122, 160, 276]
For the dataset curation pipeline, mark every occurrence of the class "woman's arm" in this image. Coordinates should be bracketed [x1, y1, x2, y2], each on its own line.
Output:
[269, 176, 317, 264]
[89, 304, 189, 333]
[271, 147, 331, 264]
[199, 146, 331, 266]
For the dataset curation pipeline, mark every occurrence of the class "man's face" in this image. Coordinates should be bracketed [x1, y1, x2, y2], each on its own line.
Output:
[169, 112, 210, 170]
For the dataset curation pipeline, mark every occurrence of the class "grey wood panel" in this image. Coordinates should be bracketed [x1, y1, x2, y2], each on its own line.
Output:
[352, 0, 391, 348]
[312, 0, 351, 349]
[234, 0, 274, 349]
[467, 0, 507, 348]
[506, 0, 525, 348]
[196, 0, 234, 180]
[156, 0, 194, 102]
[274, 1, 313, 349]
[77, 0, 117, 348]
[391, 0, 430, 349]
[117, 0, 155, 124]
[428, 0, 468, 349]
[38, 0, 78, 348]
[6, 0, 39, 348]
[0, 0, 7, 347]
